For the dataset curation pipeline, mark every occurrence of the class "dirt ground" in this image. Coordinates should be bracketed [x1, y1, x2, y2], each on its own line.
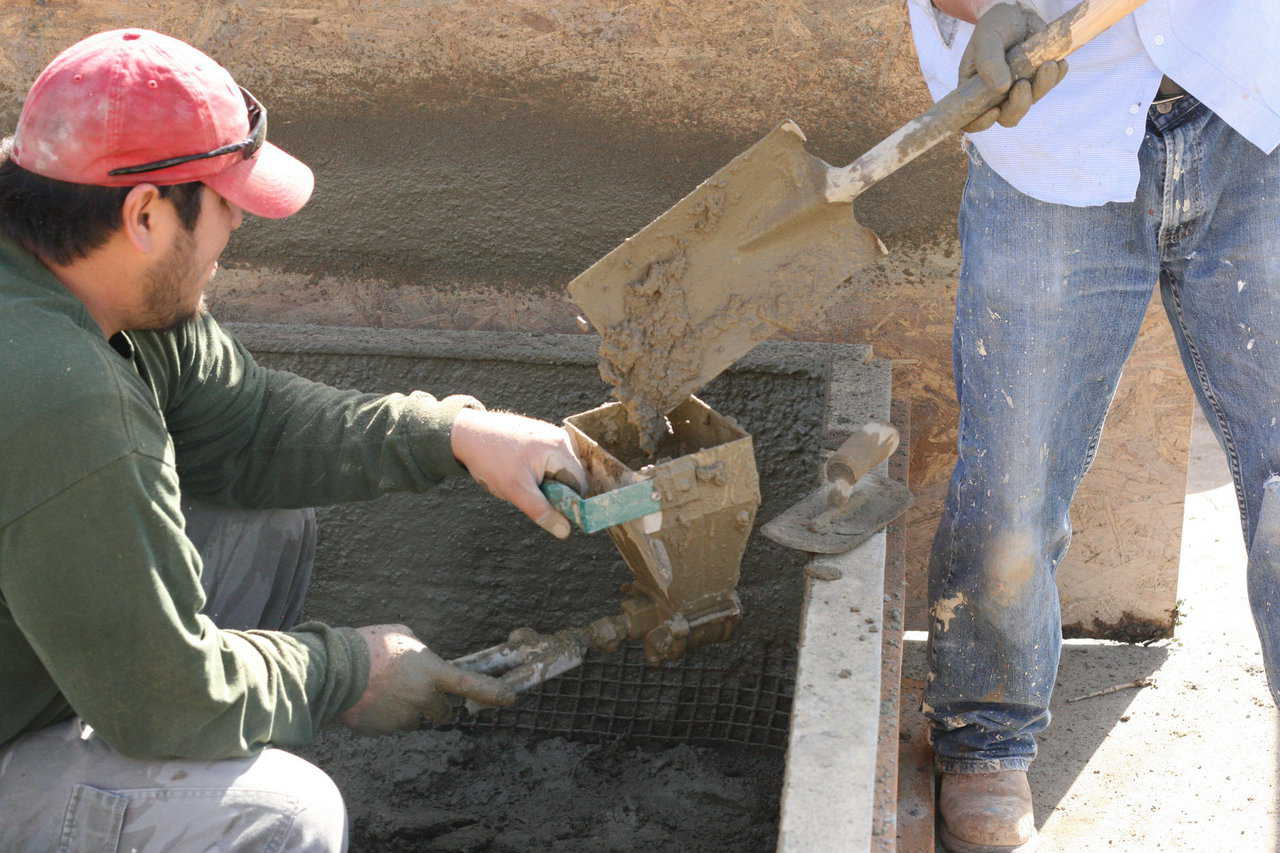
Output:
[298, 728, 782, 852]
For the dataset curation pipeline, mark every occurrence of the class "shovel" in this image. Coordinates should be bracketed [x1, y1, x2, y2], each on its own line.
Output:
[568, 0, 1150, 446]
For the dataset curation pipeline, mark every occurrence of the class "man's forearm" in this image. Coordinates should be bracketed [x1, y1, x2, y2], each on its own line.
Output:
[932, 0, 1003, 24]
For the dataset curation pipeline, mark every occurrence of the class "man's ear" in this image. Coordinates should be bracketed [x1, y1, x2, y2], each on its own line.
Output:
[120, 183, 165, 254]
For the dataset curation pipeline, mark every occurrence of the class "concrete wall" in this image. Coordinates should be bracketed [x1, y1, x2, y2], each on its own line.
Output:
[0, 1, 1190, 637]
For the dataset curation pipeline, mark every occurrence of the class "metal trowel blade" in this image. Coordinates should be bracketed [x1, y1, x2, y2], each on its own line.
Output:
[761, 471, 912, 555]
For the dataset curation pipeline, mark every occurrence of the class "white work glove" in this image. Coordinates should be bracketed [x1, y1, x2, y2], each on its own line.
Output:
[450, 407, 588, 540]
[960, 1, 1068, 132]
[338, 624, 515, 734]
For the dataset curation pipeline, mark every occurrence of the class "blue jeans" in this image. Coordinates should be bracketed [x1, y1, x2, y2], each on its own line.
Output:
[926, 96, 1280, 773]
[0, 502, 334, 851]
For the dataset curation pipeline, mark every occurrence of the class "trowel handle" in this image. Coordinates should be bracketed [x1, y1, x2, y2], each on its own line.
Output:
[826, 422, 899, 505]
[825, 0, 1150, 203]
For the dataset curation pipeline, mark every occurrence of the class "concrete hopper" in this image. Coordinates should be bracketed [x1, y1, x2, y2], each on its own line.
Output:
[565, 396, 760, 664]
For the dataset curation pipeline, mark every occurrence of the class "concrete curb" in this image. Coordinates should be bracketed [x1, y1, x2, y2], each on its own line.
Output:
[226, 322, 864, 380]
[777, 350, 893, 852]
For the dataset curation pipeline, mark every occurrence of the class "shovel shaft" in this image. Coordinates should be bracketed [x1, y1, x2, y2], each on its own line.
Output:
[825, 0, 1151, 204]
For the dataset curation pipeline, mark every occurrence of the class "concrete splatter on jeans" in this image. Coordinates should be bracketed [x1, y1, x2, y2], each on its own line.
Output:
[925, 96, 1280, 773]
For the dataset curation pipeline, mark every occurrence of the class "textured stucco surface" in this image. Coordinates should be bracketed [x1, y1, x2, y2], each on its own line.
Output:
[1, 0, 1188, 635]
[228, 326, 881, 852]
[229, 325, 843, 656]
[0, 0, 957, 278]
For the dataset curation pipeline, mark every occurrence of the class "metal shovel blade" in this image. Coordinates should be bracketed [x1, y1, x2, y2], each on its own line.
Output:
[568, 121, 884, 429]
[761, 471, 913, 555]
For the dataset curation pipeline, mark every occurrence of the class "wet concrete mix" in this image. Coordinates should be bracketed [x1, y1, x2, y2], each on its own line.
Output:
[243, 335, 826, 851]
[298, 728, 782, 852]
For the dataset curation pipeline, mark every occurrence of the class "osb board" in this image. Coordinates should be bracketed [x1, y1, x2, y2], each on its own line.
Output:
[1056, 299, 1192, 639]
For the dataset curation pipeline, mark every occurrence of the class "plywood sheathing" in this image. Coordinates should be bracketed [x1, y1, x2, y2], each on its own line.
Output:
[0, 1, 1189, 637]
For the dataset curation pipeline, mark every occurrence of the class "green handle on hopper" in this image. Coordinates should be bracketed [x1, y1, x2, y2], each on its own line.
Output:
[540, 480, 662, 534]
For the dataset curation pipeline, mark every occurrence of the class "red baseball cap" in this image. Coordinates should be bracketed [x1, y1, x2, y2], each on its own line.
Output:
[11, 29, 312, 219]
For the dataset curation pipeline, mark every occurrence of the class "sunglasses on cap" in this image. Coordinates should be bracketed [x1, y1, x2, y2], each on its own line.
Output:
[108, 86, 266, 177]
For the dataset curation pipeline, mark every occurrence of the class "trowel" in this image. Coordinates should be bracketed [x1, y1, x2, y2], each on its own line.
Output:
[567, 0, 1150, 448]
[761, 422, 912, 555]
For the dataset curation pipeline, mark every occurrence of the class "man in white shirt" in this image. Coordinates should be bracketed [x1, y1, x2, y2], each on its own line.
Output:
[909, 2, 1280, 850]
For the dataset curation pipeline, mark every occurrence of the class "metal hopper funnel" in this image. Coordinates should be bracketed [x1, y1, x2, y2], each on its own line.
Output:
[564, 396, 760, 664]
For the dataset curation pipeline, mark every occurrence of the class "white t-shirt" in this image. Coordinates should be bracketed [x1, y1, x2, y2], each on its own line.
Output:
[907, 0, 1280, 206]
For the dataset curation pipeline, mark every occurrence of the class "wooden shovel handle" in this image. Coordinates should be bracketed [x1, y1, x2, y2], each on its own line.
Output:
[825, 0, 1151, 204]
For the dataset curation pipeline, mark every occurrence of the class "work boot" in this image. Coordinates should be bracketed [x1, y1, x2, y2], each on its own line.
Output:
[938, 770, 1038, 853]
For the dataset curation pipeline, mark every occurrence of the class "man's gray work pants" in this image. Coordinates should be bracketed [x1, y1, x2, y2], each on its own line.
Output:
[0, 501, 346, 852]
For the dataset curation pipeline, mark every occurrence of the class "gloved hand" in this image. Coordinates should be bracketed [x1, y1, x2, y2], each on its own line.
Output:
[338, 624, 515, 735]
[959, 1, 1068, 132]
[450, 407, 589, 540]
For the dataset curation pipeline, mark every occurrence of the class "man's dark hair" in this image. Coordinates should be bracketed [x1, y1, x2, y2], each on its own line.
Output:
[0, 137, 203, 266]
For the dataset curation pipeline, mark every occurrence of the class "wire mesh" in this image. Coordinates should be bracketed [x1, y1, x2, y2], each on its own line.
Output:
[444, 639, 797, 750]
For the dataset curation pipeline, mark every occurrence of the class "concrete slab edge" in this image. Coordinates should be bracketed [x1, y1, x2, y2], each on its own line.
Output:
[777, 352, 893, 853]
[225, 323, 870, 380]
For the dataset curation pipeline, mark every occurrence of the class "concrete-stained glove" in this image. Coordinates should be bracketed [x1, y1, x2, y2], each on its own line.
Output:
[450, 407, 589, 540]
[338, 624, 516, 735]
[960, 2, 1068, 132]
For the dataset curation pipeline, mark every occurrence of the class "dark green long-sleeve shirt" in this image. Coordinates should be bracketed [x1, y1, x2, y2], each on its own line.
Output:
[0, 236, 481, 759]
